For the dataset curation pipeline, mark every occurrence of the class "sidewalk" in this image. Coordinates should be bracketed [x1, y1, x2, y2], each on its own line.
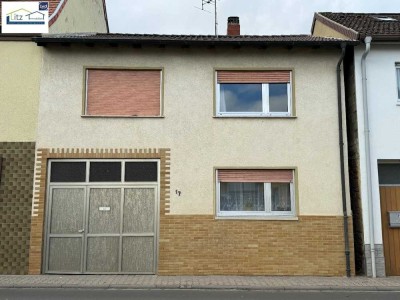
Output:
[0, 275, 400, 291]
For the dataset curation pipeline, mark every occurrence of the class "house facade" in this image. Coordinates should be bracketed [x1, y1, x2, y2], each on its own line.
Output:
[27, 21, 356, 275]
[312, 12, 400, 277]
[0, 0, 108, 274]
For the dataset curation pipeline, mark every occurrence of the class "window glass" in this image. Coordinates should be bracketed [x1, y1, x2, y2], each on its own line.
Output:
[220, 182, 264, 211]
[271, 183, 291, 211]
[50, 162, 86, 182]
[220, 84, 262, 113]
[89, 162, 121, 182]
[269, 83, 289, 112]
[125, 162, 158, 182]
[378, 164, 400, 185]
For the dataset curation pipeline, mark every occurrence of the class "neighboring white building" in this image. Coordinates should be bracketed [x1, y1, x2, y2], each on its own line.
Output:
[313, 12, 400, 277]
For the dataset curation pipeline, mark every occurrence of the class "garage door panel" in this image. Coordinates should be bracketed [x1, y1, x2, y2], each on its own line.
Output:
[122, 236, 154, 273]
[50, 188, 85, 234]
[48, 237, 82, 272]
[123, 188, 155, 233]
[88, 188, 121, 234]
[86, 237, 119, 273]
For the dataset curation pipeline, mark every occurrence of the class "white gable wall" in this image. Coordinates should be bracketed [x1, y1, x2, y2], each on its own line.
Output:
[354, 44, 400, 246]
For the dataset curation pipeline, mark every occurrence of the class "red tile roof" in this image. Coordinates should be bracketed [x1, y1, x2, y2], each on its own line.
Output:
[314, 12, 400, 40]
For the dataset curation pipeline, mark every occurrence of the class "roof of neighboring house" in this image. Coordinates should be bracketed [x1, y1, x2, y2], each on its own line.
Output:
[313, 12, 400, 41]
[33, 33, 358, 47]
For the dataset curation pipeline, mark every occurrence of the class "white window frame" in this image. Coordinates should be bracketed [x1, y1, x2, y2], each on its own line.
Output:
[216, 170, 296, 218]
[215, 72, 292, 117]
[395, 64, 400, 105]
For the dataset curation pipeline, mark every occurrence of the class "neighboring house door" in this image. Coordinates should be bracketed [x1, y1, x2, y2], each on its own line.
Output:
[44, 160, 158, 274]
[379, 163, 400, 276]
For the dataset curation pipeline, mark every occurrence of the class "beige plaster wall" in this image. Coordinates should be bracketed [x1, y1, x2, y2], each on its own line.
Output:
[50, 0, 107, 33]
[37, 46, 345, 216]
[313, 20, 349, 39]
[0, 42, 42, 141]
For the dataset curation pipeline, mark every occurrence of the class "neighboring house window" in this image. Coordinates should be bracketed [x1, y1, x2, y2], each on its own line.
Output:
[216, 71, 292, 117]
[216, 169, 295, 217]
[396, 64, 400, 104]
[84, 69, 162, 117]
[378, 163, 400, 185]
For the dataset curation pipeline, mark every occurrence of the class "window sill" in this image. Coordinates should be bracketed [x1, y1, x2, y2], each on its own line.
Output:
[213, 115, 297, 119]
[81, 115, 165, 119]
[215, 215, 298, 221]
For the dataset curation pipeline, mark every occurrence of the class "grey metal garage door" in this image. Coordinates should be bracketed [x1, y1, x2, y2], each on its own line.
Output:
[44, 160, 159, 274]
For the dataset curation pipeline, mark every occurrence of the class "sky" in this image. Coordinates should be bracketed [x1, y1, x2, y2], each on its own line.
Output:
[106, 0, 400, 36]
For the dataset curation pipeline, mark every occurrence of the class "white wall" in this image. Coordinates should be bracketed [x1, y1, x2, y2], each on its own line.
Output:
[354, 44, 400, 244]
[37, 46, 345, 216]
[50, 0, 108, 34]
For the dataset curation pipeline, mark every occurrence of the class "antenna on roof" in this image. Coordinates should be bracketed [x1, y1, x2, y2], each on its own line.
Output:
[195, 0, 218, 37]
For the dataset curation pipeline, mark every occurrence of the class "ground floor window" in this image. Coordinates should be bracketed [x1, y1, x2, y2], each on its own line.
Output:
[216, 169, 295, 217]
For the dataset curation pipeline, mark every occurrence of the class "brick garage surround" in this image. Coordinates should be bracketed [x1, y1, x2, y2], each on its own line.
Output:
[28, 147, 354, 276]
[0, 142, 35, 275]
[28, 147, 171, 274]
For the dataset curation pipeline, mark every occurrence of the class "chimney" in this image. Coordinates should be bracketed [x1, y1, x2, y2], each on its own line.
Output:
[227, 16, 240, 36]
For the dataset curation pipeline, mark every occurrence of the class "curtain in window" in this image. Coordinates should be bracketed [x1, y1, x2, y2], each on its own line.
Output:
[271, 183, 291, 211]
[220, 182, 264, 211]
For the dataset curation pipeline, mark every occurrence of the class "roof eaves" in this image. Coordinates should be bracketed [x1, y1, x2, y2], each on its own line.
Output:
[102, 0, 110, 33]
[311, 12, 318, 34]
[366, 34, 400, 42]
[32, 34, 359, 47]
[314, 13, 359, 40]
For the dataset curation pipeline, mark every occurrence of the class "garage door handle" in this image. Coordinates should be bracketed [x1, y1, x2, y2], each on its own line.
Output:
[78, 229, 85, 233]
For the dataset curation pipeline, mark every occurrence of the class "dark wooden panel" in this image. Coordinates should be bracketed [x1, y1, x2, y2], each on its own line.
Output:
[380, 186, 400, 275]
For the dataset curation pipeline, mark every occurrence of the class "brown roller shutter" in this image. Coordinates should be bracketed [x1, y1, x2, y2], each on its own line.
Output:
[217, 71, 290, 83]
[86, 69, 161, 116]
[218, 169, 293, 183]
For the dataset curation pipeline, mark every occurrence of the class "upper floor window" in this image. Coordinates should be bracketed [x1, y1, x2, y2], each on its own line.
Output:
[396, 64, 400, 104]
[216, 70, 292, 117]
[84, 68, 162, 117]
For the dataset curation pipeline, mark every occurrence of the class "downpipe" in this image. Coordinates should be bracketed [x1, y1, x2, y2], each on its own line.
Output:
[337, 43, 351, 277]
[361, 36, 376, 278]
